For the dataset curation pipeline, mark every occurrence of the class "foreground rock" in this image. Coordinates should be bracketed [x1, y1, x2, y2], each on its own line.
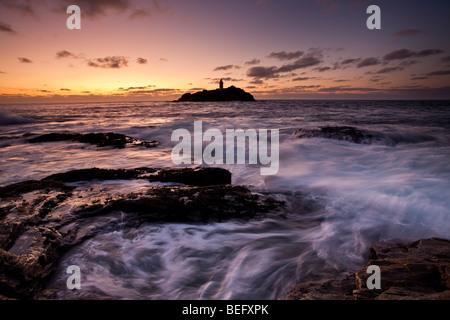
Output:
[0, 167, 283, 299]
[176, 86, 255, 102]
[286, 237, 450, 300]
[27, 132, 159, 148]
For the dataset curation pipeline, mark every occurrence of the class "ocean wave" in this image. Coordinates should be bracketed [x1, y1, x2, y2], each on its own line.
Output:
[0, 110, 34, 126]
[293, 126, 395, 146]
[292, 125, 437, 146]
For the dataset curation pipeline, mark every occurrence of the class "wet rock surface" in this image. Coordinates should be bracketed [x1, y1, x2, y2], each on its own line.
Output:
[27, 132, 159, 148]
[286, 237, 450, 300]
[0, 167, 283, 299]
[148, 167, 231, 186]
[2, 166, 448, 300]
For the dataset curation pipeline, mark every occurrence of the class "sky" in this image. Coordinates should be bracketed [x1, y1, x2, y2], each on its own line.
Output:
[0, 0, 450, 103]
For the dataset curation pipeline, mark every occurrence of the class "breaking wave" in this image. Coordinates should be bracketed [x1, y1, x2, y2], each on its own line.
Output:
[0, 110, 34, 126]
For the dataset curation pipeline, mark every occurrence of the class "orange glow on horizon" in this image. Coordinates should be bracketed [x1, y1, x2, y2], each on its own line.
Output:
[1, 1, 449, 103]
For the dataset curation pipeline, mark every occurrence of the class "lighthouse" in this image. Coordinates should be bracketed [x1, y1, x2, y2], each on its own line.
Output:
[219, 79, 223, 91]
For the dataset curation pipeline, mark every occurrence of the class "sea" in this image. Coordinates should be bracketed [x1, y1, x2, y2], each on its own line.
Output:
[0, 100, 449, 299]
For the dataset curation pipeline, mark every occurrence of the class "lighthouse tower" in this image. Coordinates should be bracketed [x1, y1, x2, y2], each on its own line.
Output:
[219, 79, 224, 91]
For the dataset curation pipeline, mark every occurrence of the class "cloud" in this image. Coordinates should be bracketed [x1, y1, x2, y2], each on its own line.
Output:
[368, 60, 417, 74]
[55, 0, 130, 17]
[293, 77, 310, 81]
[318, 86, 379, 93]
[124, 88, 181, 95]
[160, 58, 168, 62]
[357, 57, 379, 68]
[411, 76, 429, 80]
[60, 88, 71, 91]
[0, 0, 36, 16]
[56, 50, 76, 58]
[341, 58, 361, 65]
[118, 85, 156, 91]
[129, 8, 150, 19]
[277, 56, 322, 72]
[314, 66, 332, 72]
[136, 57, 148, 64]
[334, 58, 361, 70]
[247, 53, 322, 81]
[442, 56, 450, 63]
[293, 85, 321, 89]
[208, 77, 243, 85]
[245, 58, 260, 65]
[425, 70, 450, 76]
[247, 66, 278, 79]
[268, 51, 303, 61]
[415, 49, 444, 57]
[87, 56, 128, 69]
[57, 50, 145, 69]
[0, 71, 6, 74]
[249, 79, 264, 85]
[18, 57, 32, 63]
[0, 21, 15, 33]
[399, 60, 418, 68]
[214, 65, 239, 71]
[376, 67, 403, 74]
[369, 77, 385, 83]
[383, 49, 416, 61]
[129, 0, 171, 19]
[251, 85, 321, 96]
[392, 29, 424, 37]
[383, 48, 444, 61]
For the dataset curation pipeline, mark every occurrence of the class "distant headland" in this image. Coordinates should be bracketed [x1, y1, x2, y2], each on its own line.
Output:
[176, 79, 255, 102]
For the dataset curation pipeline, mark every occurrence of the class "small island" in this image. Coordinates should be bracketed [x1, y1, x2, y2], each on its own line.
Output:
[176, 79, 255, 102]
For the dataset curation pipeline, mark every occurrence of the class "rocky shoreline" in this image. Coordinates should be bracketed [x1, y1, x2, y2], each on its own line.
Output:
[286, 237, 450, 300]
[0, 167, 448, 300]
[0, 167, 283, 299]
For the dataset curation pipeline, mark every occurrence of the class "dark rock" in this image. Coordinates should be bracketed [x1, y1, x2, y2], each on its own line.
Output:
[286, 237, 450, 300]
[353, 238, 450, 300]
[285, 274, 356, 300]
[77, 185, 280, 225]
[43, 167, 156, 183]
[293, 126, 391, 145]
[0, 180, 74, 199]
[0, 226, 62, 299]
[0, 167, 284, 299]
[148, 167, 231, 186]
[28, 132, 159, 149]
[27, 133, 81, 143]
[176, 86, 255, 102]
[42, 167, 231, 186]
[22, 133, 37, 138]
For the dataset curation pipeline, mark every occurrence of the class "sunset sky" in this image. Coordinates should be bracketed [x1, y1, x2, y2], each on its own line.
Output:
[1, 0, 450, 103]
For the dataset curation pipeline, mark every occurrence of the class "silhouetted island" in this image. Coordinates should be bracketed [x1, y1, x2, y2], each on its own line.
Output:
[176, 80, 255, 102]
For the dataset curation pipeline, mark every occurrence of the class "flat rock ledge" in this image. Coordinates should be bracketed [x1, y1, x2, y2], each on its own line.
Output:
[27, 132, 159, 149]
[286, 237, 450, 300]
[0, 167, 284, 300]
